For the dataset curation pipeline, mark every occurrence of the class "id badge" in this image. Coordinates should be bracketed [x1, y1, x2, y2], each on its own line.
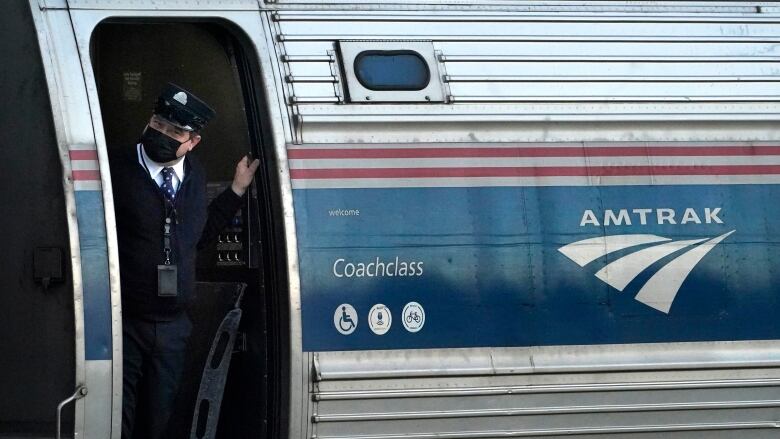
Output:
[157, 264, 178, 297]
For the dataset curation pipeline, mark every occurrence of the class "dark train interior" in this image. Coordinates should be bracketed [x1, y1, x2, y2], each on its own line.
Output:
[91, 20, 288, 439]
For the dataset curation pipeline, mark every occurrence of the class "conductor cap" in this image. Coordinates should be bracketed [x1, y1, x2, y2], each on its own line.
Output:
[153, 83, 216, 132]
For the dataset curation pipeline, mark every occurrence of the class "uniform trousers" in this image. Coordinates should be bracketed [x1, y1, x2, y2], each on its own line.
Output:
[122, 312, 192, 439]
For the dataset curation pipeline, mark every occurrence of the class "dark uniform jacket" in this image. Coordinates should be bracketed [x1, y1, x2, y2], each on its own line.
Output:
[110, 147, 243, 320]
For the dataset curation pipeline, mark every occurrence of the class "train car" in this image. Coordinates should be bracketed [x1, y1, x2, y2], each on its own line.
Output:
[3, 0, 780, 437]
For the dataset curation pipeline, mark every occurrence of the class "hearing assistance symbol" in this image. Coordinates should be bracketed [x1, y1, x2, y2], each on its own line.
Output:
[334, 304, 358, 335]
[558, 230, 734, 313]
[368, 304, 392, 335]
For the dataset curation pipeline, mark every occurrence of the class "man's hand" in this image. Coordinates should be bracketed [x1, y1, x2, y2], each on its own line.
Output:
[230, 156, 261, 196]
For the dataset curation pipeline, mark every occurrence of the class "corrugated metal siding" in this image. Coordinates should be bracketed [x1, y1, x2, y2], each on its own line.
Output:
[274, 10, 780, 105]
[311, 355, 780, 438]
[273, 5, 780, 438]
[268, 1, 777, 14]
[271, 8, 780, 142]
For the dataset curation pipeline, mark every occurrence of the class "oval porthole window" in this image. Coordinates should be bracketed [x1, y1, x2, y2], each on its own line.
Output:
[354, 50, 431, 91]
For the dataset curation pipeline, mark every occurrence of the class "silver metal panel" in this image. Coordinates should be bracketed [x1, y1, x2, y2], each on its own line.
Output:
[273, 12, 780, 23]
[28, 4, 92, 438]
[31, 0, 93, 437]
[271, 5, 780, 439]
[313, 342, 780, 379]
[266, 1, 770, 14]
[447, 81, 780, 98]
[287, 61, 334, 76]
[432, 41, 780, 57]
[311, 348, 780, 438]
[276, 17, 780, 37]
[339, 41, 444, 103]
[289, 82, 337, 99]
[272, 9, 780, 144]
[295, 105, 780, 144]
[290, 96, 340, 104]
[83, 360, 112, 439]
[258, 8, 310, 437]
[67, 10, 132, 436]
[66, 0, 259, 10]
[39, 0, 67, 8]
[281, 35, 780, 42]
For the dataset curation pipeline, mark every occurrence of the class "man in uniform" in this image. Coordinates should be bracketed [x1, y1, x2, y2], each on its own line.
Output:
[110, 83, 260, 438]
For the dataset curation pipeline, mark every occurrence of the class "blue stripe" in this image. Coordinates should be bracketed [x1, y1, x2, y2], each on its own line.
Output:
[75, 191, 112, 360]
[295, 185, 780, 352]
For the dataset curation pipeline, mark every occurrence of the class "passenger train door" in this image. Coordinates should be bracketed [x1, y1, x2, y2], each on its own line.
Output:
[0, 4, 78, 438]
[65, 6, 288, 439]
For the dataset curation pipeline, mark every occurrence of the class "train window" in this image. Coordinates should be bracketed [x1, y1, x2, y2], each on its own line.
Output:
[354, 51, 430, 91]
[339, 41, 445, 103]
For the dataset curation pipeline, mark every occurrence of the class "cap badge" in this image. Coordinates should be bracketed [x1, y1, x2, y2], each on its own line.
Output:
[173, 91, 188, 105]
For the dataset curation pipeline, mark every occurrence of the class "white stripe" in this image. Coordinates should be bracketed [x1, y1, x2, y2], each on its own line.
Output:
[74, 181, 102, 191]
[289, 155, 780, 170]
[71, 160, 100, 171]
[634, 230, 735, 314]
[290, 175, 780, 189]
[287, 141, 780, 150]
[595, 238, 707, 291]
[68, 143, 97, 151]
[287, 142, 590, 150]
[558, 235, 671, 267]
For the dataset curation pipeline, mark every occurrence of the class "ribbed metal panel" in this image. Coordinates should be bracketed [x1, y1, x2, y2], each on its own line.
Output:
[267, 1, 770, 14]
[272, 5, 780, 438]
[274, 9, 780, 108]
[310, 352, 780, 438]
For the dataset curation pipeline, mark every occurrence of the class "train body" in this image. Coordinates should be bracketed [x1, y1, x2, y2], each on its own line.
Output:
[3, 0, 780, 437]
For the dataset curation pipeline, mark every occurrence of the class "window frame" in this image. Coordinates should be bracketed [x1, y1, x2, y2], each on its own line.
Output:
[339, 41, 445, 103]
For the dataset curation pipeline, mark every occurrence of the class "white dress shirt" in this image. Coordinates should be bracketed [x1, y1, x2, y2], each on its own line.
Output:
[137, 144, 186, 192]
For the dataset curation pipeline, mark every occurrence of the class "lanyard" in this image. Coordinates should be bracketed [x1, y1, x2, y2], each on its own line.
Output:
[163, 218, 172, 265]
[139, 145, 176, 265]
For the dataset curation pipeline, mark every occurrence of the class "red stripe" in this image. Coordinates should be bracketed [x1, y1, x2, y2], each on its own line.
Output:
[291, 165, 780, 179]
[69, 150, 99, 160]
[73, 170, 101, 180]
[288, 146, 780, 159]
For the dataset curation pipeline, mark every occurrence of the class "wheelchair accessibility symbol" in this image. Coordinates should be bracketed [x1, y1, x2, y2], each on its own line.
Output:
[334, 304, 358, 335]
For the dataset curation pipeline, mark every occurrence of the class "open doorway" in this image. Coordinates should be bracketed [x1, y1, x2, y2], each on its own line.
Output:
[91, 20, 287, 439]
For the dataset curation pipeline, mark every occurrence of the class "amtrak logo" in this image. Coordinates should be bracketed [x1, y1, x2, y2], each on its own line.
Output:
[558, 231, 734, 313]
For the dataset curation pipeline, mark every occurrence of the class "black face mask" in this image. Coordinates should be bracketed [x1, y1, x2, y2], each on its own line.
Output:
[140, 126, 185, 163]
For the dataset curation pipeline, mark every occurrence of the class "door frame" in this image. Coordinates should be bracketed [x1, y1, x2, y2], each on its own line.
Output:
[28, 3, 94, 438]
[62, 4, 300, 438]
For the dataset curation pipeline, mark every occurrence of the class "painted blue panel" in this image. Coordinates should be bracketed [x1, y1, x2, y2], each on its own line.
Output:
[294, 185, 780, 352]
[75, 191, 112, 360]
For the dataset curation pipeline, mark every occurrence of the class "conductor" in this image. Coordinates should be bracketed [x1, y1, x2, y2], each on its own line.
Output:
[109, 83, 260, 438]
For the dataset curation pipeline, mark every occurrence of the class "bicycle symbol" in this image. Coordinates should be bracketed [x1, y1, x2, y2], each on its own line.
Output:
[402, 302, 425, 333]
